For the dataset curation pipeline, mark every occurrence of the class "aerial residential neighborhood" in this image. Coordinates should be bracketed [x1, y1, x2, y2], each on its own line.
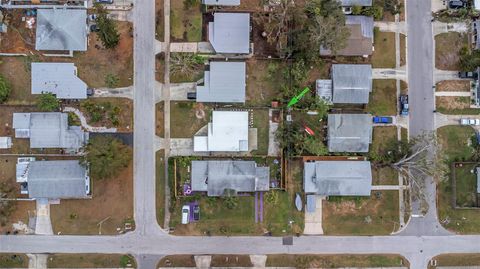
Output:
[1, 0, 480, 268]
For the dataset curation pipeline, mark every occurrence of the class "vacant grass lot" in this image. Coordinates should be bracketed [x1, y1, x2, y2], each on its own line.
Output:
[267, 254, 407, 268]
[454, 164, 478, 207]
[50, 160, 134, 235]
[371, 29, 396, 68]
[436, 80, 471, 92]
[252, 109, 269, 155]
[245, 59, 285, 106]
[170, 0, 202, 42]
[0, 254, 28, 268]
[0, 57, 34, 105]
[368, 80, 397, 115]
[436, 96, 479, 115]
[432, 254, 480, 268]
[170, 102, 211, 138]
[435, 32, 467, 70]
[437, 126, 480, 234]
[47, 254, 135, 268]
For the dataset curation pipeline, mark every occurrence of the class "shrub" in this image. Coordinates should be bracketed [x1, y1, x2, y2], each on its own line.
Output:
[37, 92, 60, 111]
[0, 74, 10, 103]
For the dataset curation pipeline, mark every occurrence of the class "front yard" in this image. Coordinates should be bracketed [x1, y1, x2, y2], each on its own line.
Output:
[436, 96, 478, 115]
[435, 32, 468, 71]
[170, 102, 211, 138]
[78, 98, 133, 131]
[170, 0, 202, 42]
[47, 254, 135, 268]
[436, 80, 471, 92]
[367, 80, 397, 115]
[371, 29, 396, 68]
[0, 254, 28, 268]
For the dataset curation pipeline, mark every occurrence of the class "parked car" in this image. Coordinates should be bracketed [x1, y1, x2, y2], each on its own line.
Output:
[87, 88, 95, 96]
[193, 205, 200, 221]
[90, 24, 100, 32]
[181, 205, 190, 224]
[373, 116, 393, 124]
[459, 71, 478, 79]
[449, 0, 466, 9]
[400, 95, 409, 116]
[95, 0, 114, 3]
[187, 92, 196, 100]
[460, 118, 480, 125]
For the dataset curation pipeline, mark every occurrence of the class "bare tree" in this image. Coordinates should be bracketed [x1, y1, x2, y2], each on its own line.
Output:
[169, 53, 205, 77]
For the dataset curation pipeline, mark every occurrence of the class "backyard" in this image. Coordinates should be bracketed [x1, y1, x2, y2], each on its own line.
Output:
[252, 109, 269, 155]
[245, 59, 285, 106]
[368, 80, 397, 115]
[371, 29, 396, 68]
[47, 254, 135, 268]
[50, 160, 134, 235]
[170, 102, 211, 138]
[170, 0, 202, 42]
[435, 32, 467, 71]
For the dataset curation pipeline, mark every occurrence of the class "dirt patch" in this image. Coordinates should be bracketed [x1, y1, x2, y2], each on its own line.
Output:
[400, 34, 406, 66]
[156, 0, 164, 41]
[435, 32, 467, 71]
[436, 96, 471, 110]
[436, 80, 471, 92]
[50, 161, 134, 235]
[156, 102, 164, 137]
[0, 57, 35, 105]
[76, 98, 133, 132]
[0, 10, 36, 53]
[155, 53, 165, 83]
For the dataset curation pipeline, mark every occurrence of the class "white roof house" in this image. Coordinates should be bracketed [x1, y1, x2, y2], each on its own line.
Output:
[197, 61, 246, 103]
[0, 137, 12, 149]
[203, 0, 240, 5]
[35, 9, 87, 52]
[208, 13, 250, 54]
[194, 111, 249, 152]
[31, 63, 87, 99]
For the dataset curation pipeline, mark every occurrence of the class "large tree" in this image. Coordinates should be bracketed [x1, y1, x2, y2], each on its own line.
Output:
[0, 74, 11, 104]
[82, 136, 132, 180]
[37, 92, 60, 112]
[95, 4, 120, 49]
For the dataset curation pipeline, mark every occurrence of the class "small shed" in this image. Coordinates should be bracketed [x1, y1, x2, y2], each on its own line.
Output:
[0, 137, 12, 149]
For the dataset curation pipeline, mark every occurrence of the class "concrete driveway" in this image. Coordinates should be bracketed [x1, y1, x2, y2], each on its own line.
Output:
[303, 195, 325, 235]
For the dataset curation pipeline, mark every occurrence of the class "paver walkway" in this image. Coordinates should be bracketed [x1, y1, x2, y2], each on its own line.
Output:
[63, 107, 117, 133]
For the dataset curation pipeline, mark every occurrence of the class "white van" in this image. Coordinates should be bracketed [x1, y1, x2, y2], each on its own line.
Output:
[181, 205, 190, 224]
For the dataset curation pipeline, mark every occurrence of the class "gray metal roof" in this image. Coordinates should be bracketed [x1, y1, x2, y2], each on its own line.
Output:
[35, 8, 87, 51]
[209, 13, 250, 54]
[191, 160, 270, 196]
[332, 64, 372, 104]
[340, 0, 372, 6]
[203, 0, 240, 5]
[12, 112, 87, 150]
[328, 114, 373, 153]
[346, 16, 374, 38]
[197, 61, 246, 103]
[304, 161, 372, 196]
[31, 63, 87, 99]
[26, 160, 88, 199]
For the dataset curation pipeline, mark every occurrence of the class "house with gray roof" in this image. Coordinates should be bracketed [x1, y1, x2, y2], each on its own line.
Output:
[191, 160, 269, 196]
[197, 61, 246, 103]
[208, 13, 250, 54]
[16, 159, 89, 199]
[320, 16, 373, 56]
[340, 0, 372, 6]
[31, 63, 87, 99]
[328, 114, 373, 153]
[304, 161, 372, 196]
[35, 8, 87, 52]
[194, 111, 249, 152]
[203, 0, 240, 5]
[12, 112, 87, 151]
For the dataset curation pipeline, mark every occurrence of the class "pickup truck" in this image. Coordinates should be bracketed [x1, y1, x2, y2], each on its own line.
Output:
[400, 95, 409, 116]
[373, 116, 393, 124]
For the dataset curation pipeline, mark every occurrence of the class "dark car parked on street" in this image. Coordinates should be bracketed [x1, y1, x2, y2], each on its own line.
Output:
[193, 205, 200, 221]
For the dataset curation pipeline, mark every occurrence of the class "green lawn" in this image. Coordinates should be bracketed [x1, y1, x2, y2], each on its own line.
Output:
[454, 164, 478, 207]
[436, 96, 479, 115]
[170, 0, 202, 42]
[437, 126, 480, 234]
[372, 167, 398, 185]
[47, 254, 135, 268]
[0, 254, 28, 268]
[252, 109, 269, 155]
[371, 126, 397, 156]
[246, 60, 285, 106]
[170, 102, 211, 138]
[267, 254, 407, 268]
[371, 29, 396, 68]
[156, 150, 166, 228]
[323, 191, 400, 235]
[367, 79, 397, 115]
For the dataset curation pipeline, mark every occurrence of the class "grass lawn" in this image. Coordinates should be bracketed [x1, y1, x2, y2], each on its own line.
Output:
[158, 255, 196, 267]
[372, 167, 398, 185]
[252, 109, 269, 155]
[245, 59, 285, 106]
[400, 80, 408, 95]
[156, 150, 166, 228]
[156, 102, 165, 137]
[400, 34, 406, 66]
[322, 190, 400, 235]
[267, 254, 407, 268]
[79, 98, 133, 132]
[50, 160, 134, 235]
[155, 0, 164, 41]
[437, 126, 480, 234]
[170, 102, 211, 138]
[432, 254, 480, 267]
[367, 79, 397, 115]
[436, 96, 479, 115]
[158, 255, 253, 267]
[170, 0, 202, 42]
[48, 254, 135, 268]
[371, 126, 397, 156]
[454, 164, 478, 207]
[436, 80, 471, 92]
[401, 127, 408, 142]
[371, 29, 396, 68]
[0, 254, 28, 268]
[0, 57, 35, 105]
[435, 32, 468, 70]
